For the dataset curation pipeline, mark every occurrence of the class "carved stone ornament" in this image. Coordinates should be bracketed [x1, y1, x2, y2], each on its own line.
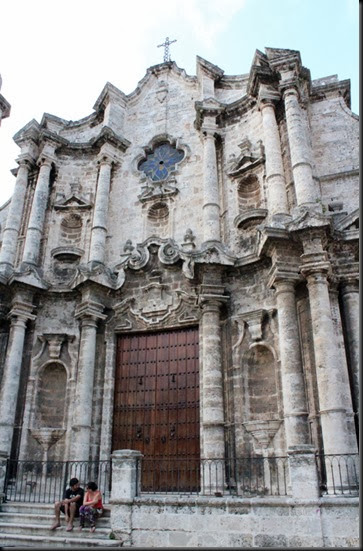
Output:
[243, 419, 282, 448]
[116, 236, 237, 281]
[227, 139, 265, 179]
[30, 428, 66, 451]
[114, 287, 199, 327]
[32, 333, 75, 366]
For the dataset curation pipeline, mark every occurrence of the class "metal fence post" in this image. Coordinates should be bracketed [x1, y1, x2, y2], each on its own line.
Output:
[0, 451, 9, 502]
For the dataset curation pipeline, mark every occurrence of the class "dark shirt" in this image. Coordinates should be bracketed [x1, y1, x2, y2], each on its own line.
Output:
[63, 486, 84, 506]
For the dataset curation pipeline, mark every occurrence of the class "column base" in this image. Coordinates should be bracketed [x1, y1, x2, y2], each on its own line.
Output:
[287, 445, 319, 499]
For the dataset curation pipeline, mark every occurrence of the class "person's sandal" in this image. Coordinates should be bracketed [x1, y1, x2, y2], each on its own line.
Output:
[90, 526, 96, 533]
[66, 523, 73, 531]
[50, 522, 60, 530]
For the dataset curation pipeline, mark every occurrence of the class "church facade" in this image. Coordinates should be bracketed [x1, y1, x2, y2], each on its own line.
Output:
[0, 47, 359, 546]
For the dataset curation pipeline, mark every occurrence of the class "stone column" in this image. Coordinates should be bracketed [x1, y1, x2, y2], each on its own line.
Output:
[0, 297, 35, 456]
[72, 299, 106, 461]
[259, 95, 289, 218]
[340, 279, 359, 421]
[0, 157, 32, 275]
[301, 261, 357, 456]
[273, 278, 311, 448]
[21, 156, 53, 266]
[200, 285, 227, 494]
[89, 156, 113, 267]
[200, 299, 225, 459]
[283, 87, 318, 207]
[202, 128, 221, 243]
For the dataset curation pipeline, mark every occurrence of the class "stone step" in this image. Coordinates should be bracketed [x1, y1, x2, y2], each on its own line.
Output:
[1, 501, 111, 517]
[0, 511, 111, 527]
[0, 521, 112, 538]
[0, 532, 122, 548]
[0, 501, 121, 548]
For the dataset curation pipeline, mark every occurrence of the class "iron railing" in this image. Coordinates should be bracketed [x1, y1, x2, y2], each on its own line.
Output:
[316, 453, 359, 496]
[3, 459, 111, 504]
[2, 453, 359, 503]
[137, 456, 289, 497]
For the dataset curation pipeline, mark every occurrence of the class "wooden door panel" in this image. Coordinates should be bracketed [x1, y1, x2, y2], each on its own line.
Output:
[112, 327, 199, 491]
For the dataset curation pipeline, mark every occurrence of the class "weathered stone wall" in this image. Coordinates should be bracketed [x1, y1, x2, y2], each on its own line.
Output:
[110, 496, 359, 548]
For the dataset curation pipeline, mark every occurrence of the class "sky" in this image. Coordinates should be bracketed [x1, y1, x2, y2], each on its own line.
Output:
[0, 0, 359, 207]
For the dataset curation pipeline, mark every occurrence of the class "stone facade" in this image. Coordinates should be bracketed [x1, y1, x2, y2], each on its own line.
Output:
[0, 47, 359, 546]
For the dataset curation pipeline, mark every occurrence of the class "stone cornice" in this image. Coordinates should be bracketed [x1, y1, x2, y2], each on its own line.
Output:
[247, 64, 278, 98]
[8, 266, 50, 291]
[219, 96, 256, 125]
[196, 56, 224, 81]
[56, 126, 130, 156]
[93, 81, 128, 112]
[310, 79, 351, 109]
[13, 119, 41, 146]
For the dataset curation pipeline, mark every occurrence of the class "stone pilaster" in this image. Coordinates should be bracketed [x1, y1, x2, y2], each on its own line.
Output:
[287, 446, 319, 499]
[270, 276, 310, 448]
[72, 297, 107, 461]
[89, 154, 113, 267]
[21, 154, 54, 267]
[340, 278, 359, 420]
[0, 156, 33, 276]
[0, 296, 35, 456]
[201, 125, 221, 243]
[110, 449, 142, 545]
[258, 92, 289, 219]
[282, 87, 318, 208]
[111, 449, 142, 500]
[300, 252, 357, 456]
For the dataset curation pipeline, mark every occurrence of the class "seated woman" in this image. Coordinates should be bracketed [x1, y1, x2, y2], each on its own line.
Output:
[79, 481, 104, 533]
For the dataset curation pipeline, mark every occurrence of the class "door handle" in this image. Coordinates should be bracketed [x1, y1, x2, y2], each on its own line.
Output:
[161, 436, 166, 444]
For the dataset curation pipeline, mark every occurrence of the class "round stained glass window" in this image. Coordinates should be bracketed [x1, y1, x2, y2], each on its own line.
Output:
[138, 142, 184, 182]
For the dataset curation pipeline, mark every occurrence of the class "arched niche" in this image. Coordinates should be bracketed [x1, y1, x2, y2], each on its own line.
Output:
[245, 344, 279, 421]
[36, 362, 67, 428]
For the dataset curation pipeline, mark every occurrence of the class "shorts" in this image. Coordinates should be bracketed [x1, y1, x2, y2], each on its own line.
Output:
[60, 503, 80, 517]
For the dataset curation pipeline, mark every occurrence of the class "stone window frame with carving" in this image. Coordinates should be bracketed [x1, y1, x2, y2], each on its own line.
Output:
[133, 134, 189, 204]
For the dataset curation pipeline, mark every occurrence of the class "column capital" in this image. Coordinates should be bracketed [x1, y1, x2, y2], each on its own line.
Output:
[75, 299, 107, 322]
[281, 83, 300, 99]
[201, 126, 218, 140]
[8, 299, 36, 324]
[97, 154, 114, 166]
[268, 260, 301, 289]
[340, 277, 359, 295]
[198, 284, 228, 309]
[36, 154, 55, 168]
[15, 153, 36, 169]
[258, 89, 281, 110]
[300, 251, 331, 280]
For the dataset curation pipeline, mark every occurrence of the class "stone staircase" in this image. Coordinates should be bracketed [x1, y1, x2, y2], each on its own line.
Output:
[0, 501, 123, 547]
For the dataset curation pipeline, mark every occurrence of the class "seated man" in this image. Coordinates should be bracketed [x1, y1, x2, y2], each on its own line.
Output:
[50, 477, 84, 532]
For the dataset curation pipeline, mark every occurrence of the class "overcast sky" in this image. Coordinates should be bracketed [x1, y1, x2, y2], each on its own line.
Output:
[0, 0, 358, 207]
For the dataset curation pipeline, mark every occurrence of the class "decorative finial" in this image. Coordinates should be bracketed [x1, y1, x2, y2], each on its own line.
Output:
[157, 36, 177, 63]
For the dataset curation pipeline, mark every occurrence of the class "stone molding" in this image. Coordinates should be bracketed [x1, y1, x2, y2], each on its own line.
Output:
[74, 299, 107, 322]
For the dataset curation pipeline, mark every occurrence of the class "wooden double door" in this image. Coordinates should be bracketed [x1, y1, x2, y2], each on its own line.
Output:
[112, 327, 200, 491]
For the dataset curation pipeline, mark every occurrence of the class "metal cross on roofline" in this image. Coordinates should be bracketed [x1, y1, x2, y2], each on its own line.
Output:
[157, 36, 177, 63]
